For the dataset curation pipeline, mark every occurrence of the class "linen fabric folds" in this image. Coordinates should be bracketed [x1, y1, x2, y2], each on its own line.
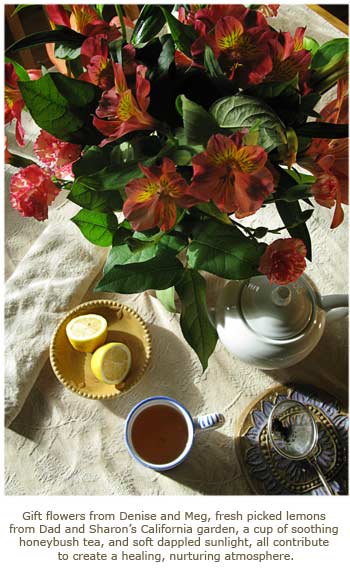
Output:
[5, 222, 107, 426]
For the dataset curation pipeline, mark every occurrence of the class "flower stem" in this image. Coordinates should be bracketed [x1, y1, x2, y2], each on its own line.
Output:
[231, 219, 256, 239]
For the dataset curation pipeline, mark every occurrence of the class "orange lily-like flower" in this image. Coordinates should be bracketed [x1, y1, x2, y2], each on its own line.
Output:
[93, 63, 157, 146]
[189, 133, 275, 216]
[123, 158, 194, 231]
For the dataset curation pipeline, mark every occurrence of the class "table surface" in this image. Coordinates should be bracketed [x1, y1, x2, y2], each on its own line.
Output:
[5, 5, 348, 496]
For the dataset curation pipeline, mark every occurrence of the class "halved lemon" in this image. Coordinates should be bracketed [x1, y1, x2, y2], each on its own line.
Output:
[91, 342, 132, 385]
[66, 314, 108, 353]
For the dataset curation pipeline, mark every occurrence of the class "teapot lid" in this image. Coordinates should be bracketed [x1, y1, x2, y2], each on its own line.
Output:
[240, 276, 314, 340]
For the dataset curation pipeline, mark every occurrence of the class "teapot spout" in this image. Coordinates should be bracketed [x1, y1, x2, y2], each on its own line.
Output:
[320, 294, 348, 323]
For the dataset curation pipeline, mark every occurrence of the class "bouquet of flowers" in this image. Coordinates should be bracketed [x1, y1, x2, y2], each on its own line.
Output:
[5, 4, 348, 369]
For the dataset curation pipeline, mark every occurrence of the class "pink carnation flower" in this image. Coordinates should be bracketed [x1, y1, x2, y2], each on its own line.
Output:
[34, 130, 82, 179]
[259, 238, 307, 285]
[10, 165, 60, 221]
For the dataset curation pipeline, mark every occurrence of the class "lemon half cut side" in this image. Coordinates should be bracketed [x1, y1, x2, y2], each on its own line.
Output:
[91, 342, 132, 386]
[66, 314, 108, 353]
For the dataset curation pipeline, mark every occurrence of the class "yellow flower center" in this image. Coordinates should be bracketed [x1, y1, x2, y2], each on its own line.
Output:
[159, 176, 180, 198]
[217, 32, 260, 63]
[117, 92, 135, 121]
[211, 144, 257, 173]
[136, 182, 159, 202]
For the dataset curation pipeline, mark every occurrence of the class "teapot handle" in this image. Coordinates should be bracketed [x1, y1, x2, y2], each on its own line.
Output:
[320, 294, 348, 323]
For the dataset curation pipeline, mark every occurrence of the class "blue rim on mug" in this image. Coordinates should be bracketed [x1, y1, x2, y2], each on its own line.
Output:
[124, 396, 196, 471]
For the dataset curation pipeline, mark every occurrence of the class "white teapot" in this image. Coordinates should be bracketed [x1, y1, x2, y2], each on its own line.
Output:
[213, 275, 348, 369]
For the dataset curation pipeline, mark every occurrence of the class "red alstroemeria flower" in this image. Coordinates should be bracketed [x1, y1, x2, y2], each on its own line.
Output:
[120, 44, 138, 76]
[187, 4, 269, 37]
[79, 35, 114, 90]
[310, 139, 348, 229]
[5, 64, 41, 146]
[259, 238, 307, 285]
[10, 165, 60, 221]
[266, 27, 312, 83]
[93, 63, 157, 146]
[123, 158, 193, 231]
[34, 130, 82, 180]
[320, 77, 348, 125]
[299, 79, 348, 228]
[80, 36, 137, 89]
[257, 4, 280, 17]
[205, 16, 273, 85]
[192, 4, 250, 31]
[46, 5, 135, 42]
[189, 133, 275, 216]
[46, 5, 112, 38]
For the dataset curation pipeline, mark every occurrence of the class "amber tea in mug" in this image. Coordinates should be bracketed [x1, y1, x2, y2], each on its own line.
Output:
[131, 404, 189, 464]
[125, 396, 225, 471]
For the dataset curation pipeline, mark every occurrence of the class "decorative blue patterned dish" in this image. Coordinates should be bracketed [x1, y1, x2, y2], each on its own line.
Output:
[236, 385, 348, 495]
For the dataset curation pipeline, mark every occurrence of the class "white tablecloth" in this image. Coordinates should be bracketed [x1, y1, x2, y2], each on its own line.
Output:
[5, 5, 348, 495]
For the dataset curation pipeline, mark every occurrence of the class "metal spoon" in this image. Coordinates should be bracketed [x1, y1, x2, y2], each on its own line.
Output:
[267, 399, 334, 495]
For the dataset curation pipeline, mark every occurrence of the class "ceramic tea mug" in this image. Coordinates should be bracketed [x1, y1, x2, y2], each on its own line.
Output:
[124, 396, 225, 471]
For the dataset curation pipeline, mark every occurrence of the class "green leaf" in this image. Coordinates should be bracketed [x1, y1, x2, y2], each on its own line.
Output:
[276, 184, 313, 202]
[297, 92, 322, 120]
[303, 36, 319, 56]
[68, 56, 84, 78]
[95, 5, 104, 19]
[204, 45, 224, 77]
[6, 27, 85, 54]
[11, 4, 32, 16]
[158, 34, 175, 75]
[195, 202, 233, 225]
[176, 270, 218, 371]
[104, 243, 159, 273]
[104, 232, 187, 274]
[75, 162, 143, 191]
[311, 38, 348, 78]
[18, 73, 101, 144]
[112, 226, 133, 246]
[160, 7, 197, 56]
[68, 181, 124, 212]
[187, 220, 265, 280]
[274, 176, 312, 260]
[181, 95, 220, 146]
[156, 287, 177, 313]
[157, 232, 188, 253]
[5, 57, 29, 81]
[210, 94, 287, 152]
[296, 122, 348, 139]
[283, 169, 316, 185]
[72, 146, 110, 178]
[71, 209, 119, 247]
[54, 43, 81, 60]
[131, 5, 168, 46]
[246, 77, 298, 99]
[95, 254, 184, 293]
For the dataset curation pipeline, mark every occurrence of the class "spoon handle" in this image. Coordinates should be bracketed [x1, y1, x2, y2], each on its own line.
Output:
[307, 456, 335, 495]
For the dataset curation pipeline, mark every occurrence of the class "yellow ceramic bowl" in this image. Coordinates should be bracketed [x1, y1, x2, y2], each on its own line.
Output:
[50, 300, 152, 399]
